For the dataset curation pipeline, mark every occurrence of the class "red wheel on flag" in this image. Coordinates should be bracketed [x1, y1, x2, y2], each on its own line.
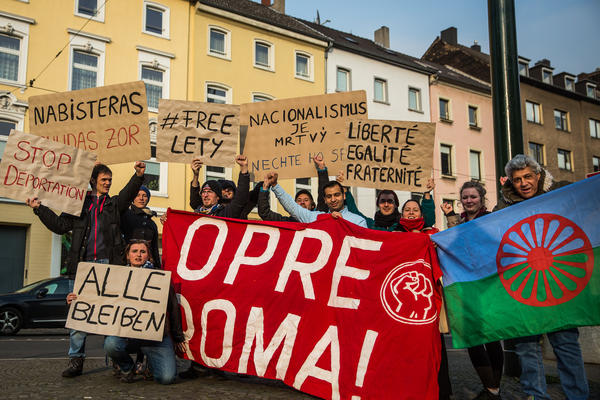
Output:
[496, 214, 594, 307]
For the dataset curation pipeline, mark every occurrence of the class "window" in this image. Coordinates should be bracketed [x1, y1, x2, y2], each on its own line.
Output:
[141, 66, 163, 110]
[374, 78, 387, 103]
[565, 77, 575, 91]
[590, 119, 600, 139]
[469, 150, 481, 181]
[145, 120, 168, 196]
[0, 15, 32, 86]
[206, 165, 226, 182]
[295, 178, 312, 193]
[77, 0, 96, 16]
[525, 101, 541, 124]
[143, 2, 169, 38]
[528, 142, 544, 165]
[557, 149, 572, 171]
[209, 27, 228, 57]
[336, 67, 350, 92]
[518, 61, 528, 76]
[440, 144, 452, 176]
[0, 34, 19, 83]
[206, 84, 229, 104]
[439, 98, 450, 121]
[468, 105, 479, 127]
[254, 41, 273, 70]
[593, 156, 600, 172]
[554, 109, 568, 131]
[71, 50, 98, 90]
[542, 69, 553, 84]
[295, 52, 312, 80]
[137, 47, 172, 112]
[0, 119, 16, 159]
[408, 88, 421, 111]
[75, 0, 104, 22]
[252, 93, 273, 102]
[587, 84, 597, 99]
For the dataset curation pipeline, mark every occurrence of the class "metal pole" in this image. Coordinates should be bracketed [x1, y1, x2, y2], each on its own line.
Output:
[488, 0, 524, 200]
[488, 0, 523, 378]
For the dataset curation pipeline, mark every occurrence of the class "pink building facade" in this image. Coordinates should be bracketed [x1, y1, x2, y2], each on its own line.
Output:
[427, 72, 497, 229]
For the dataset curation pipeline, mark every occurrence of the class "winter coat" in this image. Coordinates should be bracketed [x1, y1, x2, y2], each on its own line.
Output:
[34, 174, 144, 278]
[493, 168, 563, 211]
[120, 205, 161, 268]
[189, 172, 250, 218]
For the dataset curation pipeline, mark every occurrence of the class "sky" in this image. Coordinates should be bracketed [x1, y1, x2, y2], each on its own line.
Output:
[283, 0, 599, 76]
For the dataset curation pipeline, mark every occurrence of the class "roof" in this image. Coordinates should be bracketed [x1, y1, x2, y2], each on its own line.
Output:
[197, 0, 329, 43]
[418, 60, 491, 94]
[301, 20, 433, 75]
[422, 37, 491, 82]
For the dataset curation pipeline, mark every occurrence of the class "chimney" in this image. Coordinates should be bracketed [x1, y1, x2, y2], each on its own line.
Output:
[374, 26, 390, 49]
[535, 59, 551, 67]
[441, 27, 457, 45]
[261, 0, 270, 6]
[271, 0, 285, 13]
[471, 40, 481, 52]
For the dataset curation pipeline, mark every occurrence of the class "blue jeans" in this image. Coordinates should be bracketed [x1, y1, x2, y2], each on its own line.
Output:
[104, 336, 177, 385]
[68, 258, 109, 358]
[514, 328, 589, 400]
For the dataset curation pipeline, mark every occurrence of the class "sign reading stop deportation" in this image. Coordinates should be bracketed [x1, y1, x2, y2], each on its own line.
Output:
[156, 100, 239, 166]
[343, 120, 436, 191]
[240, 91, 367, 180]
[28, 81, 151, 165]
[66, 262, 171, 341]
[0, 130, 97, 216]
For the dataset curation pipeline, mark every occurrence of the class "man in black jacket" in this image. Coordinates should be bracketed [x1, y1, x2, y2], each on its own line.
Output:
[26, 161, 145, 378]
[120, 185, 161, 268]
[189, 155, 249, 217]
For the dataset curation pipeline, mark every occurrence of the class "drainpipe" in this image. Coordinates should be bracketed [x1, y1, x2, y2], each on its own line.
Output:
[487, 0, 523, 378]
[324, 41, 333, 93]
[488, 0, 523, 201]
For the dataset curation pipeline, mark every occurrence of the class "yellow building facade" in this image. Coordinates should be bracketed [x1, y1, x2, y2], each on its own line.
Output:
[0, 0, 327, 288]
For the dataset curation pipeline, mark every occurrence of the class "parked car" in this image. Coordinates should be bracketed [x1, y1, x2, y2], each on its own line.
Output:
[0, 277, 70, 335]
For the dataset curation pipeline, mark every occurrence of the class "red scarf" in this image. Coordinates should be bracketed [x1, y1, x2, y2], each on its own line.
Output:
[397, 217, 425, 232]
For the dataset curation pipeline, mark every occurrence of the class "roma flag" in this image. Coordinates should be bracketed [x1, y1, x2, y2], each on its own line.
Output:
[432, 175, 600, 348]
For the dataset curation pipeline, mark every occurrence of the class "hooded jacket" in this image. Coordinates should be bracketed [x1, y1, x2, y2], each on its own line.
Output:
[34, 174, 143, 278]
[494, 168, 559, 211]
[121, 205, 161, 268]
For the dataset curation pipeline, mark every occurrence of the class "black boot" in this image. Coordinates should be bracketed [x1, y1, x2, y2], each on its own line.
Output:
[62, 357, 84, 377]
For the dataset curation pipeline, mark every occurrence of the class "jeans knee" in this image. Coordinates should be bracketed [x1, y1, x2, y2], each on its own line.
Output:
[154, 372, 176, 385]
[103, 336, 124, 356]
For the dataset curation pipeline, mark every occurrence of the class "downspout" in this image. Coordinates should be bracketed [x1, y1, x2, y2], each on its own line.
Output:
[324, 41, 332, 93]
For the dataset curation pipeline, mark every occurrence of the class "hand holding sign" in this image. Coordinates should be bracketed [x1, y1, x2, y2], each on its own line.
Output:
[235, 154, 248, 174]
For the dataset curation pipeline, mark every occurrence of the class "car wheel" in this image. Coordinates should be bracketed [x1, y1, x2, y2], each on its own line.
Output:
[0, 307, 22, 335]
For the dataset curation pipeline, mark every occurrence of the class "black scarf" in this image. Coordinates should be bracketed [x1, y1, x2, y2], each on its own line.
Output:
[374, 209, 400, 228]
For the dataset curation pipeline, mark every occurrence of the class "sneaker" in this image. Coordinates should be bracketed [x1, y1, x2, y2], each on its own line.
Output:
[62, 357, 84, 378]
[473, 389, 501, 400]
[111, 360, 121, 378]
[120, 368, 136, 383]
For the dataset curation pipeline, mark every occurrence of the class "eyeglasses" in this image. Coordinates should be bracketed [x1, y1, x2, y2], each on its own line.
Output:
[378, 198, 395, 205]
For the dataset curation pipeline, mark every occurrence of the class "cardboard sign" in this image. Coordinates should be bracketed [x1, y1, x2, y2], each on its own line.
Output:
[343, 120, 436, 191]
[0, 130, 96, 216]
[28, 81, 151, 164]
[240, 91, 367, 179]
[66, 262, 171, 341]
[156, 100, 239, 165]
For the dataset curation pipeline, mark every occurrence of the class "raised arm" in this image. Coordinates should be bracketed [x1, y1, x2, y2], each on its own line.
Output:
[268, 172, 319, 223]
[27, 197, 75, 234]
[422, 178, 436, 228]
[189, 158, 202, 210]
[224, 155, 250, 218]
[117, 161, 146, 213]
[313, 155, 329, 212]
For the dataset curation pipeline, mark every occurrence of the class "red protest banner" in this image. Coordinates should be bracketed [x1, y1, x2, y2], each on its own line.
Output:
[162, 210, 442, 400]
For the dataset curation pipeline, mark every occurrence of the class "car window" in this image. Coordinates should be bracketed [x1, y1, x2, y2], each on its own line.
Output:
[42, 280, 69, 295]
[14, 279, 52, 294]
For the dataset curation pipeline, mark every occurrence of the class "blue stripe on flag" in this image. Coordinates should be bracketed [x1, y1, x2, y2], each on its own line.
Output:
[432, 175, 600, 286]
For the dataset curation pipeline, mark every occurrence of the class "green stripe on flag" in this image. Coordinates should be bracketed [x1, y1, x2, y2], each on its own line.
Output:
[444, 247, 600, 348]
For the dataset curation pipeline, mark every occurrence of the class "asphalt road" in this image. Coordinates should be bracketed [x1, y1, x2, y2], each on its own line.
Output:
[1, 329, 598, 399]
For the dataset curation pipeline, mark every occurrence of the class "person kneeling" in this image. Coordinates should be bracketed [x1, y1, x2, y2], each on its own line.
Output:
[100, 240, 185, 384]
